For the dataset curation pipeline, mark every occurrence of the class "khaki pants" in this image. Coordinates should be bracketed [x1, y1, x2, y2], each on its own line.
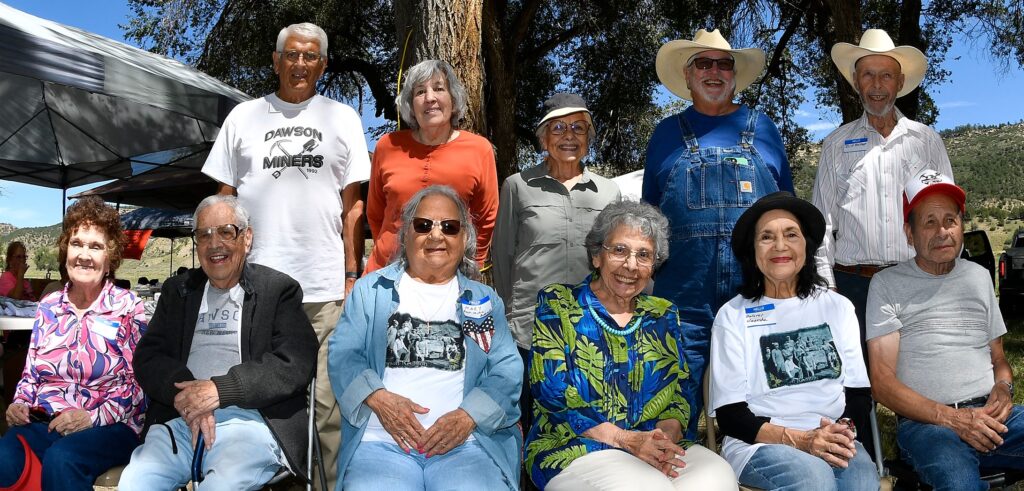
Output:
[545, 444, 737, 491]
[303, 300, 344, 491]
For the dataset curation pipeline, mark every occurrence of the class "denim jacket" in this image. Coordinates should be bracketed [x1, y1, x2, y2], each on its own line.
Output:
[328, 262, 522, 489]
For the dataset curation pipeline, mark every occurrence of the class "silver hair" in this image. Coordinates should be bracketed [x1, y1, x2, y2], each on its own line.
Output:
[584, 200, 670, 271]
[396, 60, 468, 129]
[194, 194, 250, 230]
[276, 23, 328, 57]
[393, 185, 479, 278]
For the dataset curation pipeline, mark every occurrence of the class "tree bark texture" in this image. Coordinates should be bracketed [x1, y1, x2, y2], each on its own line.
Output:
[482, 1, 519, 182]
[394, 0, 486, 133]
[819, 0, 864, 124]
[895, 0, 923, 120]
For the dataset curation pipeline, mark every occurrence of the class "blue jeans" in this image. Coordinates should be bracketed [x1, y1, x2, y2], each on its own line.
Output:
[739, 441, 878, 491]
[119, 407, 284, 491]
[0, 421, 138, 490]
[343, 440, 511, 491]
[898, 405, 1024, 491]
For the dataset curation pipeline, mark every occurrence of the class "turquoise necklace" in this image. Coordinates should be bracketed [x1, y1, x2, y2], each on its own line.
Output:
[587, 304, 641, 336]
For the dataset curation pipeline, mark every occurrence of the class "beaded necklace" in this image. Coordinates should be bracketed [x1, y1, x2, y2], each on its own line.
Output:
[587, 304, 641, 336]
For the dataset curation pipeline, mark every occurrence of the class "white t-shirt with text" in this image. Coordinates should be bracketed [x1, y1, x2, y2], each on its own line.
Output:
[202, 93, 371, 302]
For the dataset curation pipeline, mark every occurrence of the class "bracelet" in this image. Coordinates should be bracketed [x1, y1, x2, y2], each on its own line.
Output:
[345, 272, 359, 279]
[998, 379, 1014, 394]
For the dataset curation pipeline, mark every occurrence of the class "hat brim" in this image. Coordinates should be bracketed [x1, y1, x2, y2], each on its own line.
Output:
[831, 44, 927, 98]
[656, 41, 766, 101]
[537, 107, 592, 129]
[731, 192, 827, 260]
[903, 183, 966, 220]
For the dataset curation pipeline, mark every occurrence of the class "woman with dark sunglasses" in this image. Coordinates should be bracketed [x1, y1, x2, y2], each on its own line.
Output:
[491, 93, 620, 432]
[330, 186, 523, 490]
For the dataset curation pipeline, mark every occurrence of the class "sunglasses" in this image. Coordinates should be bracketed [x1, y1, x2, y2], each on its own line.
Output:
[412, 217, 462, 236]
[690, 57, 735, 71]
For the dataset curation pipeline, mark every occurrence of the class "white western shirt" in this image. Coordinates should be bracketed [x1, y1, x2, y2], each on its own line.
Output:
[811, 109, 954, 287]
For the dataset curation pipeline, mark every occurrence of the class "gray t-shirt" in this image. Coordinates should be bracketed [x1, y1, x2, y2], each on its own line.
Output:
[866, 258, 1006, 404]
[187, 282, 243, 380]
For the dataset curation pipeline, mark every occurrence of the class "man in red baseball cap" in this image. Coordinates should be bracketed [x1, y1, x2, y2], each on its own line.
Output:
[865, 168, 1023, 489]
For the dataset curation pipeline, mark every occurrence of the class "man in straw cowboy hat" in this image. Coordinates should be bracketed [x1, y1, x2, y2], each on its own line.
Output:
[811, 29, 954, 367]
[643, 28, 794, 440]
[866, 169, 1024, 489]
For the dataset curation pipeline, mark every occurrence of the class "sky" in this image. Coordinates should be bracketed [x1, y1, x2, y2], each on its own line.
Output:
[2, 0, 1024, 228]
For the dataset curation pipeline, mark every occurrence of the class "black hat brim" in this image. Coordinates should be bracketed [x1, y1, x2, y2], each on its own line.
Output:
[731, 191, 826, 259]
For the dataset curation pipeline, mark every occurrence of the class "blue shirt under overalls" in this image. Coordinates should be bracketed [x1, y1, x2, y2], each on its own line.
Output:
[643, 105, 793, 440]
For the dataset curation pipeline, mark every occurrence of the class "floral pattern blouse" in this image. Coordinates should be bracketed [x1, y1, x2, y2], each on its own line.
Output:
[14, 281, 148, 434]
[524, 278, 691, 488]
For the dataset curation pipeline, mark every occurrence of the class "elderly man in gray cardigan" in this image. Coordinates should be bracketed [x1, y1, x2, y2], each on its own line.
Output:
[119, 194, 318, 490]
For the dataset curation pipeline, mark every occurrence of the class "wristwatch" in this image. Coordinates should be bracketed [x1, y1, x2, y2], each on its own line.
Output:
[345, 272, 359, 279]
[998, 379, 1014, 395]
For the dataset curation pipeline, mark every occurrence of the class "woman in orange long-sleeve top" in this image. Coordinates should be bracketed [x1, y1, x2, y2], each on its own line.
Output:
[365, 59, 498, 274]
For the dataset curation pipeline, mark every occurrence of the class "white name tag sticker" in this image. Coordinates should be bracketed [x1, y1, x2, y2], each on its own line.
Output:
[460, 296, 493, 319]
[842, 137, 869, 153]
[740, 181, 753, 193]
[91, 319, 120, 340]
[744, 304, 776, 328]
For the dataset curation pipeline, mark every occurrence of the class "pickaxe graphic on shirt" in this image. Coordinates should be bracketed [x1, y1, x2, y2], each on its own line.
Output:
[269, 139, 309, 179]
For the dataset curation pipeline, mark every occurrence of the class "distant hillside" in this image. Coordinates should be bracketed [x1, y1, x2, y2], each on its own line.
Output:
[1, 225, 195, 282]
[0, 223, 15, 236]
[790, 121, 1024, 214]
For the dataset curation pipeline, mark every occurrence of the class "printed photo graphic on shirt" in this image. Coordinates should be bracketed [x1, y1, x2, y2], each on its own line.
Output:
[385, 312, 465, 371]
[262, 125, 326, 179]
[759, 323, 841, 389]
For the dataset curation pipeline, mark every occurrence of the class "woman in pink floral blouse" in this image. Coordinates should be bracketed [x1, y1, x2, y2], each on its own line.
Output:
[0, 197, 146, 490]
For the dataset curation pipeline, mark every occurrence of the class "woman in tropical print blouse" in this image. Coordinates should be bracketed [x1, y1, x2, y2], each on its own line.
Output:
[524, 200, 737, 491]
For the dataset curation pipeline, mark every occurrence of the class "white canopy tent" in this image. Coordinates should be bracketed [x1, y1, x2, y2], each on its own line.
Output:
[0, 2, 248, 197]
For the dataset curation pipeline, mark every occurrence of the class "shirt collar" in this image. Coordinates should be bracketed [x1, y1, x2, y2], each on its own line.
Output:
[522, 161, 593, 185]
[855, 107, 910, 137]
[54, 280, 118, 316]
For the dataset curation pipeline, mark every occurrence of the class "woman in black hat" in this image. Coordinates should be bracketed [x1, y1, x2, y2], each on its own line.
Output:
[707, 192, 878, 491]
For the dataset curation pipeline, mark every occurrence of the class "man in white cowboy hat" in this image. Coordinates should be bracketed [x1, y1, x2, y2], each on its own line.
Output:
[811, 29, 954, 353]
[643, 28, 794, 441]
[866, 169, 1024, 489]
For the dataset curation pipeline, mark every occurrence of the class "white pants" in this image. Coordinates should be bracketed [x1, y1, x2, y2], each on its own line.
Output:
[546, 444, 738, 491]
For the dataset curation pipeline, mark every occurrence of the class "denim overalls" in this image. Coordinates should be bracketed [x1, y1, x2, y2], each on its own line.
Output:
[652, 109, 779, 440]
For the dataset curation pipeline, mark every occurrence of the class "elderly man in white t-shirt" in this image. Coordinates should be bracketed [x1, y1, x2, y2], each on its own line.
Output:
[866, 170, 1024, 489]
[201, 22, 370, 488]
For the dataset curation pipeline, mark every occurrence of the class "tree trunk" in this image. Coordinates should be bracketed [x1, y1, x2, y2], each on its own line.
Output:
[393, 0, 486, 133]
[482, 1, 518, 182]
[895, 0, 923, 120]
[819, 0, 864, 124]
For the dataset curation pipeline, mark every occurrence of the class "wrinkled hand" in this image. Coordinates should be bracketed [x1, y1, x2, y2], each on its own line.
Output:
[174, 380, 220, 425]
[420, 409, 475, 457]
[49, 408, 91, 436]
[5, 403, 29, 427]
[365, 390, 428, 453]
[983, 384, 1014, 424]
[800, 418, 857, 468]
[947, 407, 1007, 452]
[615, 428, 686, 477]
[188, 412, 217, 451]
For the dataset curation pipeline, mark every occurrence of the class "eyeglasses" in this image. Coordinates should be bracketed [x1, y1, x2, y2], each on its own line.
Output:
[193, 224, 246, 244]
[602, 244, 655, 266]
[690, 57, 735, 71]
[549, 120, 590, 136]
[280, 50, 322, 63]
[412, 218, 462, 236]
